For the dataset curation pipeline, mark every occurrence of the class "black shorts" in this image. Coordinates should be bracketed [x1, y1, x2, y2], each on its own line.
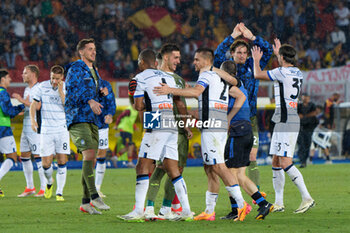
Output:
[224, 132, 253, 168]
[120, 131, 133, 145]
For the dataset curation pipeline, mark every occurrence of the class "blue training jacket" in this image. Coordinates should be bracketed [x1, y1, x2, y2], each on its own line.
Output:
[0, 87, 25, 138]
[214, 36, 272, 118]
[98, 79, 116, 129]
[64, 59, 103, 129]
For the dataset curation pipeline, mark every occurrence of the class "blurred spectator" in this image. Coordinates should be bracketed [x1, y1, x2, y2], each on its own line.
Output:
[102, 30, 119, 62]
[331, 25, 346, 45]
[112, 50, 124, 78]
[30, 18, 46, 37]
[305, 42, 320, 63]
[3, 39, 16, 69]
[334, 1, 350, 34]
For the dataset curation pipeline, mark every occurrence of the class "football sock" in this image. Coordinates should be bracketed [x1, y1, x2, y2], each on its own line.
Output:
[171, 194, 181, 210]
[205, 190, 218, 214]
[251, 191, 269, 207]
[164, 176, 176, 206]
[135, 174, 149, 213]
[21, 157, 34, 189]
[0, 158, 14, 181]
[172, 175, 191, 215]
[225, 184, 244, 209]
[56, 164, 67, 195]
[95, 157, 106, 191]
[229, 196, 239, 215]
[146, 167, 166, 204]
[81, 173, 89, 200]
[43, 165, 53, 185]
[272, 167, 285, 206]
[35, 157, 46, 190]
[82, 160, 98, 198]
[284, 164, 312, 201]
[248, 161, 260, 189]
[162, 198, 172, 208]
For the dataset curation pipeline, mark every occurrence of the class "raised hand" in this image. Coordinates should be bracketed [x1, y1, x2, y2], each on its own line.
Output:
[251, 46, 263, 61]
[272, 38, 281, 56]
[231, 23, 243, 39]
[240, 24, 256, 41]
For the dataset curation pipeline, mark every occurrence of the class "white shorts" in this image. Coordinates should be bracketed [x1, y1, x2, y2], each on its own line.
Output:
[269, 123, 299, 158]
[201, 131, 227, 165]
[138, 131, 178, 162]
[20, 132, 40, 154]
[138, 132, 151, 158]
[0, 136, 17, 154]
[98, 128, 109, 150]
[40, 131, 70, 157]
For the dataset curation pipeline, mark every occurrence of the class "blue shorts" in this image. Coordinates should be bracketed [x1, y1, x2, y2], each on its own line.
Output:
[120, 131, 133, 145]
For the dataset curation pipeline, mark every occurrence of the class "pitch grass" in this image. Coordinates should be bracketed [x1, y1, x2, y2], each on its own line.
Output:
[0, 164, 349, 233]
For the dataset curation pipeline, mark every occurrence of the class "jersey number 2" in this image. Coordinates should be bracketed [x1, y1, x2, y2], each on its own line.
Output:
[219, 80, 227, 101]
[290, 78, 302, 99]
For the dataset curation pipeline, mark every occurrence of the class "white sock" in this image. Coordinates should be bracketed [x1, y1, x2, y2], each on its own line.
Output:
[0, 158, 14, 181]
[285, 165, 312, 201]
[22, 158, 34, 189]
[43, 165, 53, 185]
[172, 176, 191, 215]
[95, 159, 106, 191]
[225, 184, 244, 209]
[205, 190, 218, 214]
[272, 167, 285, 206]
[36, 159, 47, 190]
[56, 164, 67, 195]
[172, 203, 181, 210]
[134, 175, 149, 213]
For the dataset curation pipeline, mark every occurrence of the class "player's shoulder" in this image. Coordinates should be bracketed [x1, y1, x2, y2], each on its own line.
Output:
[200, 70, 219, 80]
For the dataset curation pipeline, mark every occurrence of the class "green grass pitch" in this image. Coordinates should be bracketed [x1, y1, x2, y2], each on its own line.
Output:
[0, 164, 349, 233]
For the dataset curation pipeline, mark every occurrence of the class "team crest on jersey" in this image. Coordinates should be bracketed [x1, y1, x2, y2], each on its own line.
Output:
[49, 96, 60, 103]
[143, 110, 161, 129]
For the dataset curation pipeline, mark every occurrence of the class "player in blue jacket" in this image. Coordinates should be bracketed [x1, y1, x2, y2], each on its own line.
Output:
[214, 23, 272, 192]
[65, 38, 110, 214]
[0, 69, 25, 197]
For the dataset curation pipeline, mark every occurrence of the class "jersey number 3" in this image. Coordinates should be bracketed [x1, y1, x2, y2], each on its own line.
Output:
[290, 78, 302, 99]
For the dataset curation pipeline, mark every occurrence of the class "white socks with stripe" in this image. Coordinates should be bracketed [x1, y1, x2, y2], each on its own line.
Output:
[134, 175, 149, 214]
[285, 165, 312, 201]
[22, 158, 34, 189]
[56, 164, 67, 195]
[205, 190, 218, 214]
[272, 167, 285, 206]
[172, 176, 191, 215]
[0, 158, 14, 181]
[225, 184, 244, 209]
[95, 158, 106, 191]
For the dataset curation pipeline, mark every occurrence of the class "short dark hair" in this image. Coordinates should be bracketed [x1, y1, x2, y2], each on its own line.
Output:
[195, 48, 214, 63]
[156, 52, 162, 61]
[220, 60, 237, 76]
[0, 69, 9, 80]
[50, 65, 64, 75]
[230, 39, 249, 53]
[139, 48, 156, 66]
[76, 38, 95, 52]
[279, 44, 296, 66]
[160, 43, 180, 56]
[25, 65, 39, 78]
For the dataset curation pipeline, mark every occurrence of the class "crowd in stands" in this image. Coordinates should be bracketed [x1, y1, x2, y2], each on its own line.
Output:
[1, 0, 350, 81]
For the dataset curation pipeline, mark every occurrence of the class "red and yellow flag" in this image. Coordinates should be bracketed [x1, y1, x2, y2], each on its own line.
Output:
[129, 7, 176, 38]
